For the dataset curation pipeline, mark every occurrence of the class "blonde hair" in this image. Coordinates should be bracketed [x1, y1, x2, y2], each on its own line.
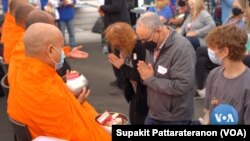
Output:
[105, 22, 136, 56]
[188, 0, 205, 20]
[234, 0, 249, 11]
[163, 0, 170, 5]
[155, 0, 170, 5]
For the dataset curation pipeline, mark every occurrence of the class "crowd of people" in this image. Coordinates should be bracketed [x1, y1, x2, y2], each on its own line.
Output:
[0, 0, 250, 140]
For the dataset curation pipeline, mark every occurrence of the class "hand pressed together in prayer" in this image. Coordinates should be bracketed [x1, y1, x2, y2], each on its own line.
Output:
[69, 45, 89, 59]
[108, 53, 125, 69]
[137, 61, 154, 80]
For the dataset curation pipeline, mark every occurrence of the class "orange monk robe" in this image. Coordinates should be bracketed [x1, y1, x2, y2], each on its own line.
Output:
[8, 33, 25, 86]
[1, 12, 15, 44]
[7, 57, 111, 141]
[8, 36, 98, 119]
[63, 46, 71, 57]
[2, 15, 24, 63]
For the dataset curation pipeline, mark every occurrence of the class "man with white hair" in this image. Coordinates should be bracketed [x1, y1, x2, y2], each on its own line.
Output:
[136, 12, 196, 125]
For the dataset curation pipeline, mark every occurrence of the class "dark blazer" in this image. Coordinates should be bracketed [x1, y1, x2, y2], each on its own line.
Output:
[100, 0, 131, 28]
[119, 41, 148, 124]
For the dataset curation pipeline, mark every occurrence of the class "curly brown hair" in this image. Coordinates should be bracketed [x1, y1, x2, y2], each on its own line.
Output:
[104, 22, 136, 56]
[206, 25, 247, 61]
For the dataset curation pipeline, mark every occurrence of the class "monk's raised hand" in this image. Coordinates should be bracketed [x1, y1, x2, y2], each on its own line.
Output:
[69, 45, 89, 59]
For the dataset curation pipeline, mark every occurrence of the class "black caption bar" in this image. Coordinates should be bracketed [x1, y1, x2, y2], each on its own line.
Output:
[112, 125, 250, 140]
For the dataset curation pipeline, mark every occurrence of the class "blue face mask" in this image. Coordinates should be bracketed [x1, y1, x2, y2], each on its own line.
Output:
[50, 47, 65, 70]
[58, 50, 65, 69]
[207, 48, 222, 65]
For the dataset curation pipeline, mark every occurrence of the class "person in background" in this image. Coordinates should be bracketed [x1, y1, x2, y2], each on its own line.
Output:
[147, 0, 173, 24]
[168, 0, 189, 29]
[170, 0, 176, 11]
[224, 7, 245, 27]
[7, 4, 35, 86]
[98, 0, 131, 91]
[1, 0, 29, 63]
[105, 22, 148, 124]
[29, 0, 42, 9]
[0, 12, 5, 97]
[0, 0, 25, 97]
[40, 0, 48, 10]
[178, 0, 215, 50]
[128, 0, 138, 26]
[216, 0, 234, 23]
[136, 12, 196, 125]
[144, 0, 154, 5]
[44, 0, 60, 26]
[1, 0, 15, 45]
[7, 23, 111, 140]
[200, 25, 250, 125]
[212, 0, 222, 26]
[245, 7, 250, 54]
[2, 0, 9, 14]
[58, 0, 77, 47]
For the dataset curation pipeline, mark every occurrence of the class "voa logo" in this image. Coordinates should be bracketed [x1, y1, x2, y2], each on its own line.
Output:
[210, 104, 238, 125]
[214, 113, 234, 123]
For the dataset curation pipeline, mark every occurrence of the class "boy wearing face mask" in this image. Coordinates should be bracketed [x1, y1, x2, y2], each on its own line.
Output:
[147, 0, 173, 24]
[195, 0, 249, 98]
[200, 25, 250, 125]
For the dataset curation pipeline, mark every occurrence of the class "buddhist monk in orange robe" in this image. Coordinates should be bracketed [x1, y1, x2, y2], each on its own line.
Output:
[9, 9, 97, 118]
[7, 23, 111, 140]
[9, 9, 88, 83]
[1, 0, 28, 63]
[8, 9, 88, 85]
[1, 12, 15, 45]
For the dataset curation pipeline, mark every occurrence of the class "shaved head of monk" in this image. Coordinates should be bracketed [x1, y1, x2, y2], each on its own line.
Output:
[9, 0, 28, 16]
[26, 10, 56, 29]
[15, 4, 35, 29]
[24, 23, 64, 68]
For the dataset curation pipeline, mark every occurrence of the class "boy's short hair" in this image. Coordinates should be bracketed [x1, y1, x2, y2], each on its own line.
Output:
[206, 25, 247, 61]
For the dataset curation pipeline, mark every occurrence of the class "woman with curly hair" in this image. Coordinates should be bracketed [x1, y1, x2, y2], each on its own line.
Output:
[105, 22, 148, 124]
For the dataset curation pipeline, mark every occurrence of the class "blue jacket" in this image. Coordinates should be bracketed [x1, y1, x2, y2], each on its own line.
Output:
[58, 0, 76, 21]
[40, 0, 48, 10]
[148, 6, 173, 21]
[221, 0, 234, 23]
[2, 0, 8, 14]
